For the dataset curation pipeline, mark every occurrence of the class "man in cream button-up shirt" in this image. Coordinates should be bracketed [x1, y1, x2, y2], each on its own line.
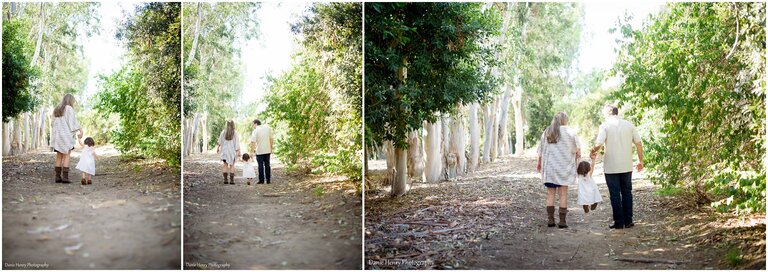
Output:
[591, 105, 644, 230]
[250, 119, 274, 184]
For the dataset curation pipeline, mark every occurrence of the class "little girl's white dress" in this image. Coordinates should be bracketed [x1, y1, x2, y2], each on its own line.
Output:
[76, 146, 96, 176]
[242, 161, 256, 178]
[577, 174, 602, 205]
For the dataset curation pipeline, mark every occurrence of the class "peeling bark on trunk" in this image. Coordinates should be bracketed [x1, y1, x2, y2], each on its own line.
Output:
[468, 103, 480, 172]
[12, 117, 22, 155]
[450, 109, 466, 176]
[384, 141, 395, 185]
[423, 121, 442, 183]
[406, 130, 423, 179]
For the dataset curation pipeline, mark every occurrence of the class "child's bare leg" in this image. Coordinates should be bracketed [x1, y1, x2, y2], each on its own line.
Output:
[81, 172, 86, 185]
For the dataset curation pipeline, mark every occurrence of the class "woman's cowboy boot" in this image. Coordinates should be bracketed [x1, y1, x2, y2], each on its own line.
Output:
[55, 167, 62, 183]
[547, 206, 556, 227]
[223, 172, 228, 184]
[558, 207, 568, 228]
[229, 173, 235, 185]
[61, 167, 71, 183]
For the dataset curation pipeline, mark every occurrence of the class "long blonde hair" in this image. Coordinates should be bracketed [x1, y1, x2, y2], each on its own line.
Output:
[53, 94, 76, 117]
[224, 120, 235, 141]
[545, 112, 568, 144]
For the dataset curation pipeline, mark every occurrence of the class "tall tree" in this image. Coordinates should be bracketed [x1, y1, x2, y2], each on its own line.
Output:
[97, 2, 181, 167]
[614, 2, 766, 213]
[365, 3, 500, 196]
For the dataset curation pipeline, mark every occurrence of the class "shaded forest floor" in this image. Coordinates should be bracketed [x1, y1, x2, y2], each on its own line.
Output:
[2, 146, 181, 269]
[364, 156, 766, 269]
[183, 152, 361, 270]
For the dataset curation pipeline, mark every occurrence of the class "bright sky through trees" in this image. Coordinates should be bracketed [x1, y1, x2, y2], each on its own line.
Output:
[83, 2, 137, 100]
[578, 2, 663, 87]
[241, 1, 309, 112]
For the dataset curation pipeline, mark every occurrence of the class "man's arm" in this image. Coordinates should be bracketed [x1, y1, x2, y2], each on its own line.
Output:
[635, 142, 644, 172]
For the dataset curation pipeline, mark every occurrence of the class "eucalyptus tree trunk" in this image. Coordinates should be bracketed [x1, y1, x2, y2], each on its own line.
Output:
[482, 105, 493, 163]
[190, 113, 201, 154]
[392, 147, 408, 197]
[201, 112, 209, 152]
[31, 3, 44, 66]
[183, 117, 192, 156]
[490, 99, 499, 160]
[22, 113, 31, 153]
[450, 109, 466, 176]
[513, 87, 525, 155]
[406, 130, 423, 179]
[3, 122, 12, 156]
[497, 83, 512, 156]
[185, 2, 203, 68]
[384, 141, 395, 184]
[468, 103, 480, 172]
[12, 117, 22, 155]
[441, 117, 457, 180]
[423, 121, 442, 183]
[391, 58, 410, 196]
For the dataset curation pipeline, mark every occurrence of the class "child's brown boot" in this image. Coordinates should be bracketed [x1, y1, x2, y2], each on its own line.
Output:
[247, 180, 251, 185]
[61, 167, 71, 183]
[81, 178, 86, 185]
[590, 203, 598, 210]
[558, 207, 568, 228]
[223, 172, 228, 184]
[229, 173, 235, 185]
[87, 179, 92, 185]
[55, 167, 62, 183]
[546, 206, 556, 227]
[583, 205, 590, 213]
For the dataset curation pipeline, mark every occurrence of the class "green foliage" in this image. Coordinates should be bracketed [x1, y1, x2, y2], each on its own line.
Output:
[264, 3, 362, 189]
[313, 186, 326, 197]
[183, 2, 259, 148]
[655, 186, 684, 197]
[555, 70, 614, 145]
[613, 2, 766, 213]
[365, 2, 501, 149]
[500, 3, 583, 146]
[725, 247, 744, 266]
[96, 3, 181, 167]
[264, 63, 330, 166]
[2, 20, 39, 122]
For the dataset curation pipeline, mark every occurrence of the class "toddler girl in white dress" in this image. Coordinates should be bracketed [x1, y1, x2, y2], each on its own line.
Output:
[76, 137, 97, 185]
[242, 153, 256, 185]
[577, 152, 602, 213]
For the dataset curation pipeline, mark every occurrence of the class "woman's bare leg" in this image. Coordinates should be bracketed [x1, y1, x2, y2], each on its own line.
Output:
[546, 188, 556, 206]
[558, 186, 568, 208]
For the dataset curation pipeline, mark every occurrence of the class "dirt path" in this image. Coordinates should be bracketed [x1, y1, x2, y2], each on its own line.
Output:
[182, 152, 361, 270]
[364, 156, 766, 269]
[2, 146, 181, 269]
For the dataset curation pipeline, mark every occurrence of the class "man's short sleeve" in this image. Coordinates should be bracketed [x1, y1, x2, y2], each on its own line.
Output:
[632, 125, 641, 144]
[595, 124, 606, 145]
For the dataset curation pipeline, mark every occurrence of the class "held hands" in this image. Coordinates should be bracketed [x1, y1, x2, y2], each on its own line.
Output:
[589, 152, 597, 160]
[77, 130, 83, 139]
